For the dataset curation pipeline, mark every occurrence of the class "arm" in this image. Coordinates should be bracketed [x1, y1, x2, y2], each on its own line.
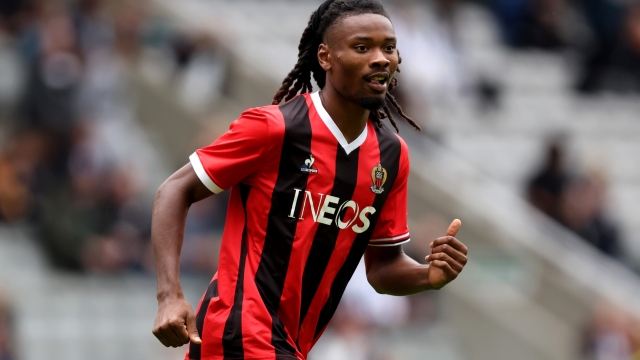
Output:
[151, 163, 212, 348]
[364, 245, 430, 295]
[364, 219, 467, 295]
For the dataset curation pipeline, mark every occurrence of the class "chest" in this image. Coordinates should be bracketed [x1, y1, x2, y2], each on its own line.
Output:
[275, 144, 391, 234]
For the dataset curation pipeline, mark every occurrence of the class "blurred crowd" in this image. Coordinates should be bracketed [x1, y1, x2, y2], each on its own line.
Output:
[491, 0, 640, 93]
[526, 137, 621, 260]
[0, 291, 14, 360]
[0, 0, 228, 274]
[389, 0, 640, 127]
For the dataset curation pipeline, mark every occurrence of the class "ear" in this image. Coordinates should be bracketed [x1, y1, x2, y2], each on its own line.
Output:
[317, 43, 331, 72]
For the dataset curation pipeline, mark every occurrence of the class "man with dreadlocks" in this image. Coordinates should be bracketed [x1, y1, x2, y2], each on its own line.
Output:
[151, 1, 468, 359]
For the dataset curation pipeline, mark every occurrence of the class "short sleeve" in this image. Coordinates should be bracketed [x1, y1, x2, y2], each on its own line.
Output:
[369, 141, 410, 246]
[190, 108, 269, 193]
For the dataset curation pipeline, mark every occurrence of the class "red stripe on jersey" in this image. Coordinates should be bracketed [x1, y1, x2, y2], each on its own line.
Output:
[240, 105, 287, 359]
[197, 186, 247, 360]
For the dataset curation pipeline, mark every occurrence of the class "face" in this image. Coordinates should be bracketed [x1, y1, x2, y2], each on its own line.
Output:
[318, 13, 398, 111]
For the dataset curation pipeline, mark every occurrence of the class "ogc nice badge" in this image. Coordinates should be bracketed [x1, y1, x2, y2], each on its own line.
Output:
[370, 163, 387, 194]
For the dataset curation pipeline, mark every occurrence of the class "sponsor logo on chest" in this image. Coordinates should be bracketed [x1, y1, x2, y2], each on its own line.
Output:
[288, 189, 376, 233]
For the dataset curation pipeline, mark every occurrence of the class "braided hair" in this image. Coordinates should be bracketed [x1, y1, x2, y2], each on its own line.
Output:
[272, 0, 421, 132]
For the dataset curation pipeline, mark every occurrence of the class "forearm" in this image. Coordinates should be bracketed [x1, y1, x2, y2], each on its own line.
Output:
[366, 252, 431, 296]
[152, 181, 191, 301]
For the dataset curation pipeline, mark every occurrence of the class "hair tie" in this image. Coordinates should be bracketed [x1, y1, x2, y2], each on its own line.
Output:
[312, 0, 334, 36]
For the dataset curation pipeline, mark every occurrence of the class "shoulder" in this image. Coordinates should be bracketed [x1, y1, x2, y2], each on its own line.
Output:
[393, 132, 409, 151]
[234, 105, 285, 138]
[378, 126, 410, 175]
[245, 98, 312, 131]
[395, 133, 410, 161]
[374, 124, 408, 157]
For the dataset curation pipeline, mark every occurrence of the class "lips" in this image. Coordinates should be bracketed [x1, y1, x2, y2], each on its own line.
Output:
[365, 72, 390, 92]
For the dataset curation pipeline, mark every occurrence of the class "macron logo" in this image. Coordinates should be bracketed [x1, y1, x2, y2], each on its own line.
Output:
[287, 188, 375, 233]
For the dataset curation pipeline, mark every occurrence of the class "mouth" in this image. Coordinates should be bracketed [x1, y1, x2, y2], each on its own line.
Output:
[364, 72, 390, 92]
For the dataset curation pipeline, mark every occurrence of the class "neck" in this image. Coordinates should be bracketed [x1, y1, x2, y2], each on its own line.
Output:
[319, 86, 369, 144]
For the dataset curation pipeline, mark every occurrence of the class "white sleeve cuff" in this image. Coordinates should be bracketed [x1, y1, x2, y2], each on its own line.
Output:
[368, 232, 411, 247]
[189, 152, 224, 194]
[367, 239, 410, 247]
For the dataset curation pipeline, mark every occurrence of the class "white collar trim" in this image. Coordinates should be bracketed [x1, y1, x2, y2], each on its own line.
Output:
[311, 91, 368, 155]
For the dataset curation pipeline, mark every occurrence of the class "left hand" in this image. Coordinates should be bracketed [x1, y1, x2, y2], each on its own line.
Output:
[425, 219, 468, 290]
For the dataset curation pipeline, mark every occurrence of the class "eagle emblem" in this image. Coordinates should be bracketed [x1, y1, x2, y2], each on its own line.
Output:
[370, 163, 387, 194]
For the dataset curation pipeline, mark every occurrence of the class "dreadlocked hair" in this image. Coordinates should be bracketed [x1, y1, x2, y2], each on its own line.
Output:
[272, 0, 421, 133]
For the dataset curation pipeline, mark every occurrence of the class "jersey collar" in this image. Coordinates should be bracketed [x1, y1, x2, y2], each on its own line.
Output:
[311, 91, 368, 155]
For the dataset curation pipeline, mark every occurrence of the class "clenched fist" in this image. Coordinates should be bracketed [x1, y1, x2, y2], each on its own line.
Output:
[152, 297, 202, 348]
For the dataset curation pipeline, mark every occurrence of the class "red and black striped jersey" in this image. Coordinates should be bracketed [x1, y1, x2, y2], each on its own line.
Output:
[186, 92, 410, 360]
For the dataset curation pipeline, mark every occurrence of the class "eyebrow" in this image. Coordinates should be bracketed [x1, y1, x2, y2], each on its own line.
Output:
[352, 36, 397, 42]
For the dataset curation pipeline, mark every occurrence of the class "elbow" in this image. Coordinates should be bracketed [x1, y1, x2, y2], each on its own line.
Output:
[366, 269, 388, 295]
[154, 179, 174, 205]
[153, 178, 189, 209]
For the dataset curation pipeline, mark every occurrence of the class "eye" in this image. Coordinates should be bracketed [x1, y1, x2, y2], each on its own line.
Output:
[385, 44, 396, 51]
[355, 45, 368, 52]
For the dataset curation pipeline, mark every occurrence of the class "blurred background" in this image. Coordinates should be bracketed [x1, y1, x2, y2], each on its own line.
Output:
[2, 0, 640, 359]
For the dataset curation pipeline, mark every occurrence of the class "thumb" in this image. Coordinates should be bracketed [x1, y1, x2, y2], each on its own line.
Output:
[186, 311, 202, 344]
[445, 219, 462, 237]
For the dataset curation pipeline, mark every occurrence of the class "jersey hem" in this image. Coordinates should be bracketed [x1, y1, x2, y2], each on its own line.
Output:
[189, 152, 224, 194]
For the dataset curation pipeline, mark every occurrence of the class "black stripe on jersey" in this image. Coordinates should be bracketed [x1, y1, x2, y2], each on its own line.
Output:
[255, 96, 311, 357]
[313, 126, 402, 340]
[297, 146, 360, 335]
[222, 183, 252, 359]
[189, 279, 218, 360]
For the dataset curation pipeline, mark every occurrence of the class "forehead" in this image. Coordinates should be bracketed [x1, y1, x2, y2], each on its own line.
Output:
[324, 13, 395, 44]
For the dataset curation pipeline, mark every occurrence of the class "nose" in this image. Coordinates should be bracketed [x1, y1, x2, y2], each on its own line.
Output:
[370, 48, 390, 68]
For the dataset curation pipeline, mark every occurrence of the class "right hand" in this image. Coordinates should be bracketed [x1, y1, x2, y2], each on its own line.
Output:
[152, 297, 202, 347]
[424, 219, 468, 290]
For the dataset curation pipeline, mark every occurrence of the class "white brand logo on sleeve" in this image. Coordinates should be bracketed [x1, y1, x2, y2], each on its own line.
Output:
[288, 189, 376, 233]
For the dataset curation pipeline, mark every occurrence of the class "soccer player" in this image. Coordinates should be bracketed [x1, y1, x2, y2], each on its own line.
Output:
[151, 0, 469, 359]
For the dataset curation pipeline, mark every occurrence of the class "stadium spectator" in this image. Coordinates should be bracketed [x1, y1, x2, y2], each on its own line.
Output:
[0, 153, 29, 221]
[526, 138, 622, 259]
[559, 172, 621, 259]
[492, 0, 568, 50]
[0, 291, 15, 360]
[391, 0, 467, 113]
[0, 0, 33, 35]
[526, 138, 569, 222]
[173, 32, 228, 112]
[17, 5, 82, 186]
[71, 0, 114, 55]
[575, 1, 640, 93]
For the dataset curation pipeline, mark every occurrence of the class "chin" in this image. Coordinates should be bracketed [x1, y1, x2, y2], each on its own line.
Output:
[357, 94, 386, 111]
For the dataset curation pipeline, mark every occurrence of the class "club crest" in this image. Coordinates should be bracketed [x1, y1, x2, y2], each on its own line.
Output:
[370, 163, 387, 194]
[301, 154, 318, 173]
